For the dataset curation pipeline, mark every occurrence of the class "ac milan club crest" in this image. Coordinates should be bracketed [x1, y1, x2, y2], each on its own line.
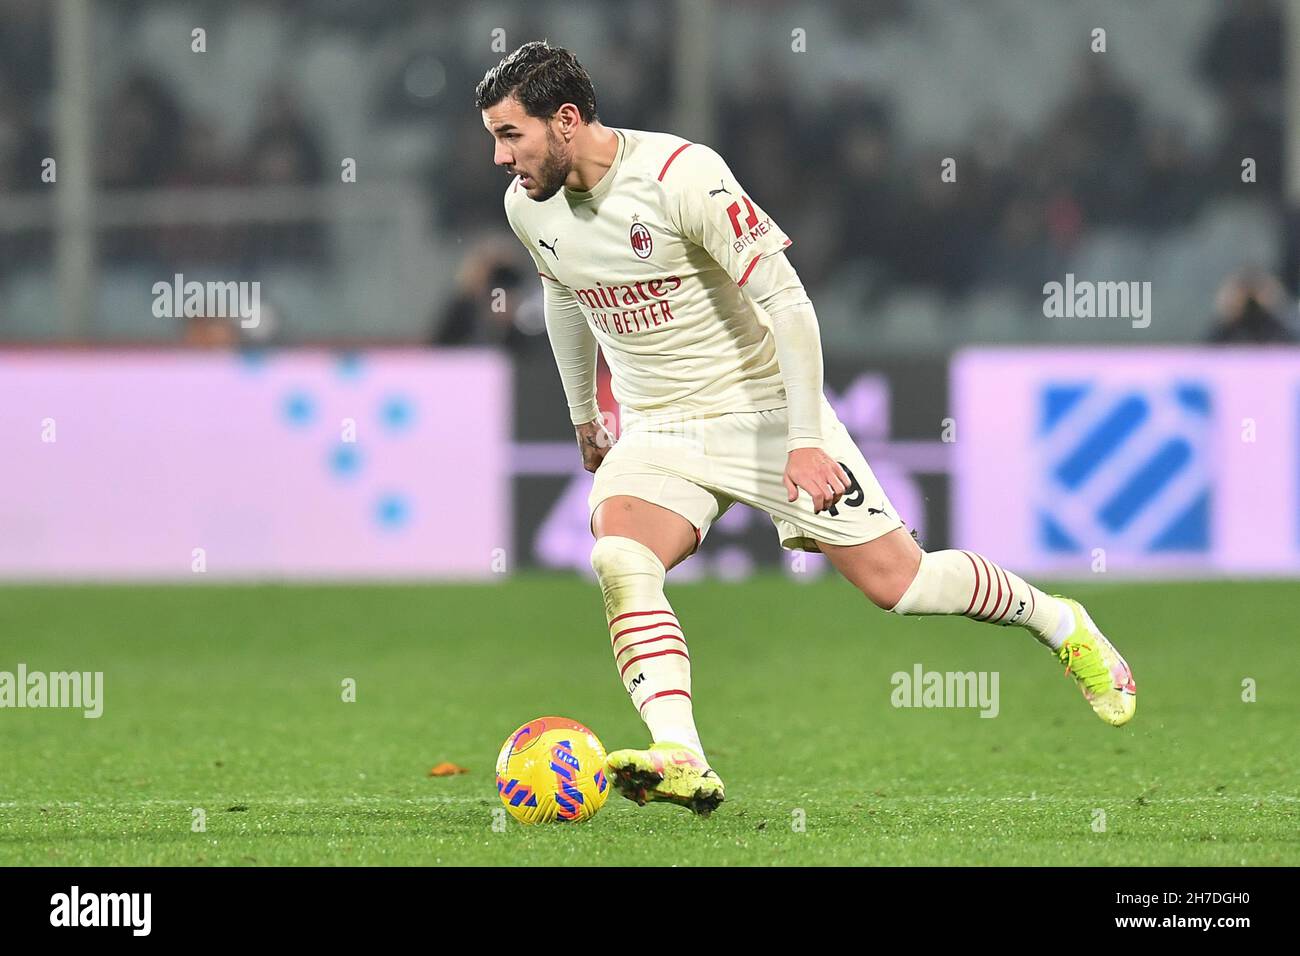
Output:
[629, 221, 653, 259]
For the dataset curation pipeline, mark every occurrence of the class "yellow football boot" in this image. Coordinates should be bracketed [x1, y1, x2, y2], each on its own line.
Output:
[1056, 597, 1137, 727]
[605, 742, 725, 817]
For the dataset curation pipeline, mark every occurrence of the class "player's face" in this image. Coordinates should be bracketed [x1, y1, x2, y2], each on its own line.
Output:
[482, 98, 572, 202]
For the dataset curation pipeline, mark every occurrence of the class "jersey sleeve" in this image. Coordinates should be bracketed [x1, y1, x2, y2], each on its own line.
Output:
[740, 253, 825, 451]
[664, 143, 793, 287]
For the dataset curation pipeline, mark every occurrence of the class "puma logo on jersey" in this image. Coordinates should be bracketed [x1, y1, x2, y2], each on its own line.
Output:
[708, 180, 731, 197]
[538, 237, 559, 259]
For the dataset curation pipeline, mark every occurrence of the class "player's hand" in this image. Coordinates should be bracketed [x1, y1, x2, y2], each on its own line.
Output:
[783, 447, 849, 514]
[575, 415, 617, 473]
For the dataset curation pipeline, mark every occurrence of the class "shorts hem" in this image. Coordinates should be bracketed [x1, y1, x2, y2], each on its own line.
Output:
[777, 518, 905, 554]
[588, 490, 706, 558]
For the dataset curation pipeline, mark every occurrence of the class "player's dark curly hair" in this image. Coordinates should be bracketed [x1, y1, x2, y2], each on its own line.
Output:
[474, 41, 599, 123]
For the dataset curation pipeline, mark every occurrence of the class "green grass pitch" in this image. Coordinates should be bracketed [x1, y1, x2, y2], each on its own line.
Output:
[0, 577, 1296, 866]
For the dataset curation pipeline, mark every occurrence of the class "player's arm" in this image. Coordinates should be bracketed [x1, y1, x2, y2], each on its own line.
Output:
[740, 252, 850, 513]
[667, 146, 848, 511]
[504, 196, 614, 471]
[539, 274, 616, 471]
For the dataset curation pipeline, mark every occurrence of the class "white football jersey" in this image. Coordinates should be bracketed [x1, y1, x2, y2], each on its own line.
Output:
[504, 127, 794, 422]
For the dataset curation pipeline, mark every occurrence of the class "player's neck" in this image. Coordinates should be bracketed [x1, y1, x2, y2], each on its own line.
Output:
[564, 123, 620, 193]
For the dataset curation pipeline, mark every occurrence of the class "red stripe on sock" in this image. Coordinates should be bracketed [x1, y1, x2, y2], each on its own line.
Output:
[973, 555, 996, 619]
[961, 551, 982, 614]
[638, 689, 691, 712]
[991, 565, 1014, 623]
[611, 619, 684, 643]
[609, 608, 678, 628]
[619, 648, 689, 678]
[979, 563, 1001, 622]
[980, 560, 1004, 621]
[614, 632, 688, 657]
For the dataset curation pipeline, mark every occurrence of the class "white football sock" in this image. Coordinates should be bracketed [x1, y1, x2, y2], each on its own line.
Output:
[589, 535, 707, 760]
[891, 549, 1071, 650]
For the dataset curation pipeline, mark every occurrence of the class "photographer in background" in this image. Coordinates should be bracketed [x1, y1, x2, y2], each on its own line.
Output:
[1206, 269, 1295, 344]
[433, 236, 547, 352]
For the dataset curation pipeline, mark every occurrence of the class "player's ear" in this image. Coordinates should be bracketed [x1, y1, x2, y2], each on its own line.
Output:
[554, 103, 581, 138]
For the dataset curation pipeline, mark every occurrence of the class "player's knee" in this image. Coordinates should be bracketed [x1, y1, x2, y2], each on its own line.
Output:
[827, 528, 922, 611]
[842, 552, 920, 611]
[589, 535, 666, 587]
[884, 549, 932, 615]
[855, 550, 923, 611]
[864, 571, 914, 612]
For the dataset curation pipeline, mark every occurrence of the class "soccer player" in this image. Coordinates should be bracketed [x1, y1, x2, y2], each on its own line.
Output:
[476, 42, 1136, 817]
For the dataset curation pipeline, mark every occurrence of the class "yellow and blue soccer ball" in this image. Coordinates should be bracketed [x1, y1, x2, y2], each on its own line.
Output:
[495, 716, 609, 824]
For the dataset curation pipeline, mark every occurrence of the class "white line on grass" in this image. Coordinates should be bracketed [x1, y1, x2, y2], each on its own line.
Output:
[2, 795, 1296, 810]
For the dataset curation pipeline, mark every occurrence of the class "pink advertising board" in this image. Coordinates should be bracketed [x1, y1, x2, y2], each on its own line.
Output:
[951, 348, 1300, 577]
[0, 350, 510, 579]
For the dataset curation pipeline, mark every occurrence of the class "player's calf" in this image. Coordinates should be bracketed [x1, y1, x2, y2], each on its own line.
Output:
[590, 535, 709, 761]
[889, 548, 1070, 646]
[817, 528, 922, 610]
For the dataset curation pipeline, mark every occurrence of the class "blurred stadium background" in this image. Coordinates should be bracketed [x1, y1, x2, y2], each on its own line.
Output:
[0, 0, 1295, 579]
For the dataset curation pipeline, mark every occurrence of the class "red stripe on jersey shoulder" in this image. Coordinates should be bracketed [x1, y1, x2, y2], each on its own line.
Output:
[657, 142, 694, 182]
[736, 241, 793, 288]
[538, 271, 558, 282]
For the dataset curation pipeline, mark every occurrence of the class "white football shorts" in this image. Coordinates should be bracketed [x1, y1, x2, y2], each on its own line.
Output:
[588, 397, 904, 554]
